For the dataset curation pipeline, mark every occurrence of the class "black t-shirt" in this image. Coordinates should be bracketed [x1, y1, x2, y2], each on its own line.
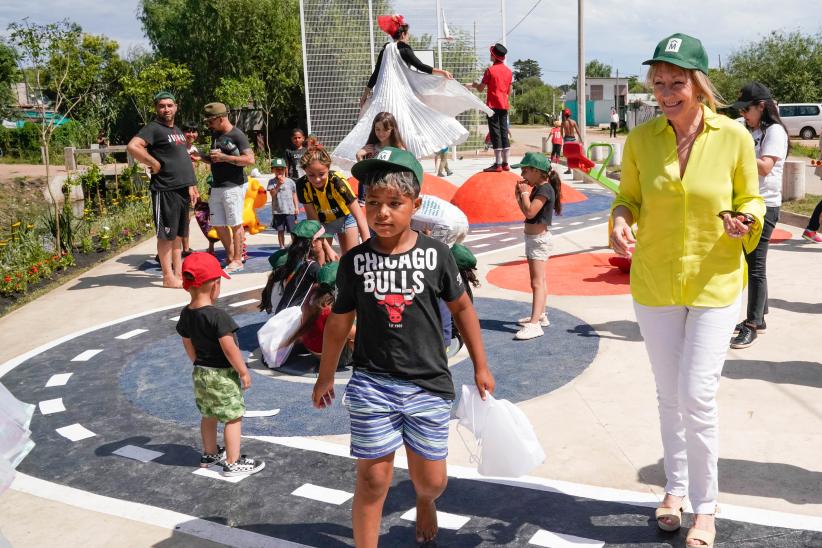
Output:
[210, 126, 251, 187]
[275, 260, 320, 313]
[136, 120, 196, 191]
[176, 305, 239, 368]
[285, 146, 306, 180]
[367, 42, 434, 89]
[333, 233, 465, 399]
[524, 184, 555, 225]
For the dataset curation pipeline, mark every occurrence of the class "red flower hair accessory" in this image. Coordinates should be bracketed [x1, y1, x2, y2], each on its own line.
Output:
[377, 14, 406, 37]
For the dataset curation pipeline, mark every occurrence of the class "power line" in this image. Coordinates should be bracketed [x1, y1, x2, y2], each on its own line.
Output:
[506, 0, 543, 36]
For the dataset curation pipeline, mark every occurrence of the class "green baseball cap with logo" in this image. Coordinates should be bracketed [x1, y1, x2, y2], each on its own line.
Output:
[317, 261, 339, 288]
[271, 157, 287, 169]
[351, 147, 424, 191]
[511, 152, 551, 173]
[643, 33, 709, 74]
[451, 244, 477, 270]
[203, 102, 229, 120]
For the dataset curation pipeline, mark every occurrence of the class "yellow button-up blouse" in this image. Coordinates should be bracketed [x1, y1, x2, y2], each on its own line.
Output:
[612, 105, 765, 307]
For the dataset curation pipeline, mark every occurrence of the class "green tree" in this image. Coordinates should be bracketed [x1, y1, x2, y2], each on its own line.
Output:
[512, 59, 541, 81]
[724, 31, 822, 103]
[512, 81, 559, 124]
[120, 58, 193, 124]
[586, 59, 612, 78]
[0, 42, 19, 118]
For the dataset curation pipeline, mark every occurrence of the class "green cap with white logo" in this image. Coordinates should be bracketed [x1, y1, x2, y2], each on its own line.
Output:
[510, 152, 551, 173]
[271, 157, 286, 169]
[643, 33, 709, 74]
[351, 147, 424, 191]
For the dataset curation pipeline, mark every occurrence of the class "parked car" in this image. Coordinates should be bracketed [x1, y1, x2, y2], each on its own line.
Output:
[778, 103, 822, 139]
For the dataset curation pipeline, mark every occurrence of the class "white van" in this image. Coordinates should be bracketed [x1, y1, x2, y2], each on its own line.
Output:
[777, 103, 822, 139]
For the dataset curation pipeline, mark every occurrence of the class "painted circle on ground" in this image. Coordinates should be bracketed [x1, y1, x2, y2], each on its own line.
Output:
[487, 253, 631, 296]
[770, 228, 791, 243]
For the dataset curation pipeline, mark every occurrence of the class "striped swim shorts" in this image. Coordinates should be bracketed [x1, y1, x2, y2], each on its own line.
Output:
[342, 371, 453, 461]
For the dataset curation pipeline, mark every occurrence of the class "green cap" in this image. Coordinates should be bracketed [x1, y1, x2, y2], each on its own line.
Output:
[451, 244, 476, 270]
[643, 33, 709, 74]
[268, 249, 288, 269]
[351, 147, 423, 191]
[291, 219, 325, 240]
[271, 157, 286, 169]
[511, 152, 551, 173]
[153, 91, 176, 103]
[203, 102, 229, 119]
[317, 261, 339, 288]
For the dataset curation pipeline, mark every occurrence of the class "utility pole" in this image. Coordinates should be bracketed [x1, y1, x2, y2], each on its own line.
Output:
[436, 0, 443, 69]
[577, 0, 586, 144]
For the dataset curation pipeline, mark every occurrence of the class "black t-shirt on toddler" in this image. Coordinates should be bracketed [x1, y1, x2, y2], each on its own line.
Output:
[333, 233, 465, 399]
[176, 305, 239, 368]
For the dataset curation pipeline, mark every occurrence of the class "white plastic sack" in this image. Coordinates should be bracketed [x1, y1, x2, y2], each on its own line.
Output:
[411, 195, 469, 246]
[455, 384, 545, 478]
[0, 382, 35, 495]
[257, 306, 303, 368]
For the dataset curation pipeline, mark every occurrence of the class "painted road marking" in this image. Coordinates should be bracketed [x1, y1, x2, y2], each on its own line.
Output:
[169, 316, 180, 322]
[113, 445, 164, 463]
[244, 409, 280, 418]
[192, 466, 247, 483]
[589, 217, 603, 221]
[529, 529, 604, 547]
[230, 299, 258, 308]
[570, 222, 583, 226]
[500, 237, 517, 242]
[401, 508, 470, 530]
[472, 243, 490, 248]
[38, 398, 66, 415]
[45, 373, 73, 387]
[115, 329, 148, 340]
[55, 423, 96, 442]
[464, 232, 503, 242]
[291, 483, 353, 505]
[71, 349, 102, 362]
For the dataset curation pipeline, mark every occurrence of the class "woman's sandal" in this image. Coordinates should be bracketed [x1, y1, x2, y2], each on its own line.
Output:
[654, 506, 683, 532]
[685, 527, 715, 547]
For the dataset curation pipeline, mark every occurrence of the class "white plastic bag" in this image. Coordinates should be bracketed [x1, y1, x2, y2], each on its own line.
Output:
[257, 306, 303, 368]
[455, 384, 546, 477]
[411, 195, 469, 246]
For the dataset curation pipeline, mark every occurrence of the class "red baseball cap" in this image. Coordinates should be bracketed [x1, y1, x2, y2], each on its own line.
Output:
[563, 107, 571, 117]
[182, 252, 230, 290]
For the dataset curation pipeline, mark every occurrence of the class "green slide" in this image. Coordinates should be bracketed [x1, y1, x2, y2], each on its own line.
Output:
[584, 143, 620, 194]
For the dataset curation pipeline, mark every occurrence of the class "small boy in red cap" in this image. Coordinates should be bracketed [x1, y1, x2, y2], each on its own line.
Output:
[176, 252, 264, 477]
[468, 43, 513, 172]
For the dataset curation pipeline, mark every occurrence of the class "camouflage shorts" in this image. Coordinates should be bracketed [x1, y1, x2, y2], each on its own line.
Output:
[192, 366, 245, 422]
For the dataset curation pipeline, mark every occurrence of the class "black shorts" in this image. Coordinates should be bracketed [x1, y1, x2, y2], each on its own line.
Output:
[487, 109, 510, 149]
[152, 187, 190, 240]
[271, 213, 297, 232]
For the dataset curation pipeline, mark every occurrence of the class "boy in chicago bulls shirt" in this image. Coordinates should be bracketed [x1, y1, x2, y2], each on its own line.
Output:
[312, 147, 495, 547]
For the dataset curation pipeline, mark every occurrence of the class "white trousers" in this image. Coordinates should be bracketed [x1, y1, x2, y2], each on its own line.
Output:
[633, 295, 741, 514]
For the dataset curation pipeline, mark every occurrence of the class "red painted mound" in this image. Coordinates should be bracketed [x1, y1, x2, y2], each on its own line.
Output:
[487, 253, 631, 296]
[451, 171, 587, 224]
[348, 173, 459, 202]
[770, 228, 791, 243]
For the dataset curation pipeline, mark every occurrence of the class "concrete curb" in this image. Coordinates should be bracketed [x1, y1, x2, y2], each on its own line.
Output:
[779, 210, 811, 229]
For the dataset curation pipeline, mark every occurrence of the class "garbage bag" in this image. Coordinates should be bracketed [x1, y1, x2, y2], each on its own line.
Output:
[257, 306, 303, 368]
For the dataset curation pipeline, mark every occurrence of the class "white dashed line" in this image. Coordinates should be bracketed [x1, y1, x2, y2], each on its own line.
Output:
[230, 299, 258, 308]
[115, 329, 148, 340]
[169, 316, 180, 322]
[45, 373, 73, 387]
[71, 349, 102, 362]
[464, 232, 503, 242]
[291, 483, 353, 505]
[570, 222, 583, 226]
[589, 217, 603, 221]
[38, 398, 66, 415]
[113, 445, 164, 463]
[56, 423, 96, 441]
[470, 229, 491, 233]
[192, 467, 247, 483]
[244, 409, 280, 418]
[499, 237, 517, 242]
[528, 529, 604, 547]
[472, 243, 490, 248]
[401, 508, 470, 530]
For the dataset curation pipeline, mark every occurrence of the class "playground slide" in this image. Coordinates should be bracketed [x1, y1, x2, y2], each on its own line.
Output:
[584, 143, 620, 194]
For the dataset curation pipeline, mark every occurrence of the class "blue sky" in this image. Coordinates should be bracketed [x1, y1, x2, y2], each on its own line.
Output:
[0, 0, 818, 86]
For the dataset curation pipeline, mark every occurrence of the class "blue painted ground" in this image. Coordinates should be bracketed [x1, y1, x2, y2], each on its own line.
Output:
[120, 296, 599, 437]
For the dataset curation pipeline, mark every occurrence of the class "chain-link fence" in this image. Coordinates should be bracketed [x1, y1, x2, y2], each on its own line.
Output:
[300, 0, 504, 154]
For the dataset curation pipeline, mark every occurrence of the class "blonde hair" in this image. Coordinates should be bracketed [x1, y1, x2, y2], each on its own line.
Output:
[645, 62, 726, 112]
[300, 146, 332, 169]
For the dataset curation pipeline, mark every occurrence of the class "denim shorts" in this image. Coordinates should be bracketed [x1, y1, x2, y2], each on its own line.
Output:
[323, 213, 357, 236]
[342, 371, 452, 461]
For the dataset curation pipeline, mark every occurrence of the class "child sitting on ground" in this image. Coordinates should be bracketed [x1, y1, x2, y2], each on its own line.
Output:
[176, 252, 264, 477]
[311, 147, 495, 546]
[451, 243, 480, 300]
[267, 157, 299, 249]
[259, 220, 325, 314]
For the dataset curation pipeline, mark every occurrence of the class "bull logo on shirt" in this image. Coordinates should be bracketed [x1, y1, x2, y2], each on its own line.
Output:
[374, 290, 415, 324]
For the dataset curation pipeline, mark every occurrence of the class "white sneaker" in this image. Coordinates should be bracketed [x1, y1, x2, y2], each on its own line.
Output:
[515, 323, 544, 340]
[517, 314, 550, 327]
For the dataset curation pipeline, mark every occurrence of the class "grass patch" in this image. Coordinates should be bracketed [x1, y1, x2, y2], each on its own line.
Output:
[781, 194, 821, 217]
[789, 142, 820, 159]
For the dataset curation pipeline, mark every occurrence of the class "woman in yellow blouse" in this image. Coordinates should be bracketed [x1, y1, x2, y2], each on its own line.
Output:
[610, 34, 764, 548]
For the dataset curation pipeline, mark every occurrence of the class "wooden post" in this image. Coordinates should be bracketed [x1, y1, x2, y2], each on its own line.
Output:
[782, 160, 806, 201]
[90, 143, 101, 165]
[64, 147, 77, 171]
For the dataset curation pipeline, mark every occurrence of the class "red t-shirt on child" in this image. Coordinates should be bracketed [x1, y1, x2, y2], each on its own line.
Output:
[480, 62, 513, 110]
[550, 127, 563, 144]
[301, 306, 331, 354]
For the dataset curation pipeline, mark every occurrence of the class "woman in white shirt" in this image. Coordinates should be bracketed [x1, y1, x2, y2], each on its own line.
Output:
[730, 82, 788, 349]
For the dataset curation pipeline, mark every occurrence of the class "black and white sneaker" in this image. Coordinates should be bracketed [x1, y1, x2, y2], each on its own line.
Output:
[730, 324, 757, 349]
[222, 456, 265, 477]
[733, 320, 766, 335]
[200, 446, 226, 468]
